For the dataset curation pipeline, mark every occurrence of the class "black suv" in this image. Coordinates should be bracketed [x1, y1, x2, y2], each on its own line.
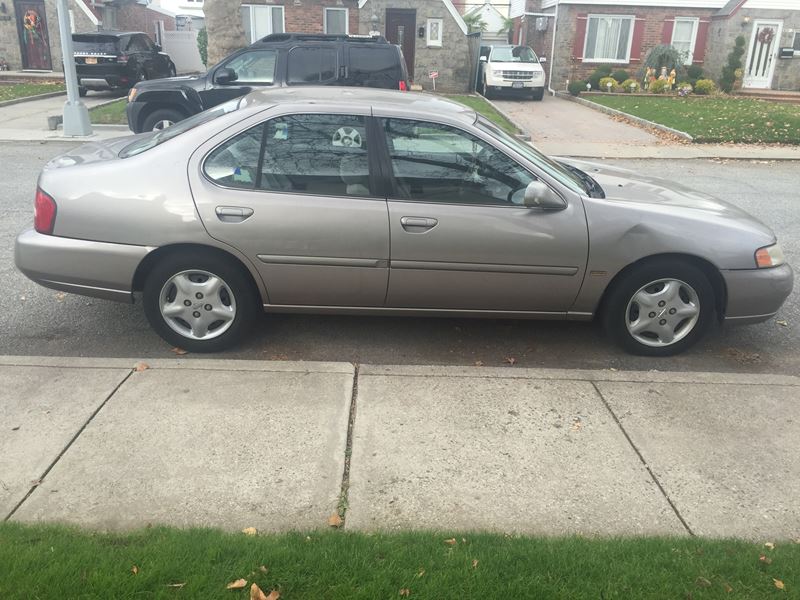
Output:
[73, 31, 176, 97]
[126, 33, 410, 133]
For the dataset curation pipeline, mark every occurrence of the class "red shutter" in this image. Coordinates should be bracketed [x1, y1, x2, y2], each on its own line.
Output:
[662, 18, 674, 44]
[629, 17, 646, 63]
[694, 20, 710, 63]
[573, 13, 588, 61]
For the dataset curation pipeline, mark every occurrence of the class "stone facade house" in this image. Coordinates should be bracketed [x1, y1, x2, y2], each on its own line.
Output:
[509, 0, 799, 92]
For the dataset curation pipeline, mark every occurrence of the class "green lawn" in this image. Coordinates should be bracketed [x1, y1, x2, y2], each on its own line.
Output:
[448, 94, 519, 135]
[89, 98, 128, 125]
[1, 523, 798, 599]
[586, 95, 800, 144]
[0, 82, 65, 103]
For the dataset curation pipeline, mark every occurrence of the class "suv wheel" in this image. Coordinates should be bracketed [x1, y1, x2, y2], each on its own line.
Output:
[142, 108, 184, 132]
[531, 88, 544, 101]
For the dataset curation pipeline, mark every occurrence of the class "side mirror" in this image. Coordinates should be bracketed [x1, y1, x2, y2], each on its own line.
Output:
[539, 56, 547, 63]
[214, 67, 238, 85]
[479, 55, 488, 63]
[524, 180, 565, 209]
[155, 44, 162, 52]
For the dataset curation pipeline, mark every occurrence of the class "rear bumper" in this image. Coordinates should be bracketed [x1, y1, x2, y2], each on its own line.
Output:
[15, 228, 151, 303]
[77, 66, 131, 89]
[722, 263, 794, 324]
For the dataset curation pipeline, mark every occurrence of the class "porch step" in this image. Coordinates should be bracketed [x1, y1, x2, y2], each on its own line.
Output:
[735, 89, 800, 104]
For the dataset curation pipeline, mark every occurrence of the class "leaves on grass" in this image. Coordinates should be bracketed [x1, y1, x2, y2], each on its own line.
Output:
[227, 578, 247, 590]
[765, 542, 776, 550]
[259, 565, 268, 573]
[328, 513, 343, 528]
[444, 538, 457, 546]
[171, 347, 188, 355]
[760, 554, 772, 565]
[774, 579, 785, 590]
[166, 582, 186, 588]
[695, 577, 712, 588]
[415, 568, 425, 578]
[242, 527, 258, 536]
[399, 589, 411, 597]
[134, 362, 149, 372]
[131, 565, 139, 575]
[472, 559, 479, 569]
[250, 585, 280, 600]
[723, 582, 733, 593]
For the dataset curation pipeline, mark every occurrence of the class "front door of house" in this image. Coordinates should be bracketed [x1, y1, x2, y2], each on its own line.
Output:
[385, 9, 415, 81]
[14, 0, 52, 70]
[743, 20, 783, 89]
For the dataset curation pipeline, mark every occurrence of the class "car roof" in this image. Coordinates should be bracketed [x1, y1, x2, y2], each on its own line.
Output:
[252, 33, 390, 46]
[243, 87, 477, 125]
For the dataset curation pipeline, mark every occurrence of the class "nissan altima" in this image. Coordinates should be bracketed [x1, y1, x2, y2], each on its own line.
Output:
[15, 88, 793, 355]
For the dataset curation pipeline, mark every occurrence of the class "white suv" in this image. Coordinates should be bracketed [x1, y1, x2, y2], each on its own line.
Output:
[478, 45, 546, 101]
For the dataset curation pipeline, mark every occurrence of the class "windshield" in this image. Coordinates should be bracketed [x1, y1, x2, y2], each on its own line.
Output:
[72, 35, 119, 55]
[476, 116, 588, 195]
[490, 46, 538, 63]
[120, 98, 242, 158]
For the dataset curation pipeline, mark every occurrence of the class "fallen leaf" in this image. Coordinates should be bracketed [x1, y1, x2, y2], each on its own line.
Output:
[227, 579, 247, 590]
[760, 554, 773, 565]
[259, 565, 268, 573]
[571, 417, 583, 432]
[473, 360, 484, 367]
[134, 362, 150, 372]
[242, 527, 257, 536]
[55, 292, 66, 302]
[444, 538, 457, 546]
[765, 542, 776, 550]
[328, 513, 343, 528]
[774, 579, 785, 590]
[696, 577, 712, 588]
[472, 559, 479, 569]
[131, 565, 139, 575]
[776, 320, 788, 327]
[249, 584, 268, 600]
[415, 569, 425, 578]
[11, 425, 20, 431]
[504, 356, 517, 365]
[171, 347, 188, 355]
[399, 589, 411, 597]
[265, 592, 280, 600]
[723, 582, 733, 593]
[166, 583, 186, 588]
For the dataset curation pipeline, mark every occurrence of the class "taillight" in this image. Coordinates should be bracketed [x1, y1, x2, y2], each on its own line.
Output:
[399, 80, 407, 91]
[34, 187, 57, 235]
[117, 54, 129, 64]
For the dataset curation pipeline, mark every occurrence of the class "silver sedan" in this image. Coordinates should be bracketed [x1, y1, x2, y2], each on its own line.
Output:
[15, 88, 793, 355]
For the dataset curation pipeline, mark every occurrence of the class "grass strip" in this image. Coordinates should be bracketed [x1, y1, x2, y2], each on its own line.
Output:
[585, 95, 800, 144]
[448, 94, 519, 135]
[89, 98, 129, 125]
[1, 522, 797, 598]
[0, 82, 65, 103]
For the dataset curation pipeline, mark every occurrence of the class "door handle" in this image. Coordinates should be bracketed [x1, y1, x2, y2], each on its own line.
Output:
[215, 206, 254, 223]
[400, 216, 438, 231]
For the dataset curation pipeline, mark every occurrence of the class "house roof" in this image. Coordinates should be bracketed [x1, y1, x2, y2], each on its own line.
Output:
[715, 0, 746, 16]
[359, 0, 469, 35]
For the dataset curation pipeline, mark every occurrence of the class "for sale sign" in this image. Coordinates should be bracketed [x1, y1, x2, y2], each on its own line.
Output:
[429, 71, 439, 79]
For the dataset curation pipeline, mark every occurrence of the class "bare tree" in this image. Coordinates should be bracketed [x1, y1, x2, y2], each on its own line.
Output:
[204, 0, 248, 66]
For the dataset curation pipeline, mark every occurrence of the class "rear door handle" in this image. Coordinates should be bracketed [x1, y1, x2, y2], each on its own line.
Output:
[216, 206, 254, 223]
[400, 216, 438, 231]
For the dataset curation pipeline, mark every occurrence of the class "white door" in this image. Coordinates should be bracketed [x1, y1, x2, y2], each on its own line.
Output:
[743, 20, 783, 89]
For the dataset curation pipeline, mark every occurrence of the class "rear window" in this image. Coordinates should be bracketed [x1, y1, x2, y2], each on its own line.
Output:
[120, 98, 242, 159]
[72, 35, 119, 55]
[349, 47, 402, 88]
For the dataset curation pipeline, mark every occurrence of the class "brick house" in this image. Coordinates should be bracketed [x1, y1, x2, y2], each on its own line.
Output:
[509, 0, 799, 92]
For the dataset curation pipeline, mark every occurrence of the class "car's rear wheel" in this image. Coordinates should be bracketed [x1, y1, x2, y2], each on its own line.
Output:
[142, 252, 258, 352]
[141, 108, 183, 132]
[602, 259, 715, 356]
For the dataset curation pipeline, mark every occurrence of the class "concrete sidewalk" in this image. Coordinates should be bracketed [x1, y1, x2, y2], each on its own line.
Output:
[2, 355, 799, 539]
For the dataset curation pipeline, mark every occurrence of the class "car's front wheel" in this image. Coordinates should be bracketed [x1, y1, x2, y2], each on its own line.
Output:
[141, 108, 184, 132]
[142, 252, 258, 352]
[602, 259, 715, 356]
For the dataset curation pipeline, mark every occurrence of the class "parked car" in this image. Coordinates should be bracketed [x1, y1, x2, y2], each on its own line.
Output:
[478, 44, 546, 100]
[126, 33, 410, 133]
[73, 31, 176, 97]
[16, 88, 792, 355]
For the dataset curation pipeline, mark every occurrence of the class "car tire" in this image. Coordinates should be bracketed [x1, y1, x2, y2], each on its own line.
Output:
[141, 108, 184, 132]
[142, 251, 259, 353]
[602, 259, 715, 356]
[531, 88, 544, 101]
[78, 86, 88, 98]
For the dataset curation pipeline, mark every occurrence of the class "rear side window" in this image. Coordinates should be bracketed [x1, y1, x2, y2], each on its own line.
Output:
[349, 47, 401, 88]
[72, 35, 119, 54]
[287, 47, 338, 84]
[126, 35, 149, 52]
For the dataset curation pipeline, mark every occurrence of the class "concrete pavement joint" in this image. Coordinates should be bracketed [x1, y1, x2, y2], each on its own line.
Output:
[590, 380, 694, 536]
[3, 369, 134, 522]
[337, 364, 360, 527]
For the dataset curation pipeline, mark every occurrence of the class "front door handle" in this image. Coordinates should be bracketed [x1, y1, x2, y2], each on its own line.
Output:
[400, 216, 438, 231]
[216, 206, 254, 223]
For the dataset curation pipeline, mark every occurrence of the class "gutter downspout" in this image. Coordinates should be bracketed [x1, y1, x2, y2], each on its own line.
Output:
[547, 3, 558, 96]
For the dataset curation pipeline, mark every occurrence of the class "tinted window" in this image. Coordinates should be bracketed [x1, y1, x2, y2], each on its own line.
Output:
[223, 50, 277, 84]
[126, 35, 149, 52]
[490, 46, 538, 63]
[72, 35, 119, 54]
[349, 47, 401, 88]
[287, 47, 337, 84]
[382, 118, 536, 206]
[204, 125, 264, 189]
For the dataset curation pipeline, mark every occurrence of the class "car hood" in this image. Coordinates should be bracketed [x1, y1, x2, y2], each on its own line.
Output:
[490, 61, 543, 70]
[134, 74, 207, 92]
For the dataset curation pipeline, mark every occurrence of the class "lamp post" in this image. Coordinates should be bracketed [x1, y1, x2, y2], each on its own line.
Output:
[606, 81, 612, 92]
[56, 0, 92, 136]
[586, 82, 591, 92]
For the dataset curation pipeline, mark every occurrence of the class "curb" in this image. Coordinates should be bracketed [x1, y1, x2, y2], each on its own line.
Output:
[556, 91, 694, 142]
[0, 90, 66, 108]
[481, 94, 532, 141]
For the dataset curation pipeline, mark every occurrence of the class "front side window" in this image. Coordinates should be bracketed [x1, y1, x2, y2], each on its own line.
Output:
[204, 114, 372, 198]
[382, 118, 536, 206]
[672, 17, 698, 65]
[287, 47, 338, 84]
[222, 50, 277, 84]
[490, 46, 537, 63]
[584, 15, 634, 62]
[324, 8, 348, 34]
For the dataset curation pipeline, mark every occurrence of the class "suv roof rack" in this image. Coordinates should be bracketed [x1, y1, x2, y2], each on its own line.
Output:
[255, 33, 388, 44]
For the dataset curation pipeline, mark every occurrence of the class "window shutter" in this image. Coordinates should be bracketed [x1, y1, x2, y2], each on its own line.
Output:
[662, 18, 674, 45]
[573, 14, 588, 61]
[629, 17, 646, 63]
[694, 20, 710, 63]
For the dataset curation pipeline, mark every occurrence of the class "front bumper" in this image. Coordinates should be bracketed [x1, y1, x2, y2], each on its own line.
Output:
[15, 228, 151, 303]
[722, 263, 794, 324]
[126, 101, 145, 133]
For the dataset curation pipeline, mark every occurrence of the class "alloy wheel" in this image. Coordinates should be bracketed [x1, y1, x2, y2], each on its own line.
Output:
[624, 278, 700, 347]
[152, 119, 174, 131]
[159, 270, 237, 341]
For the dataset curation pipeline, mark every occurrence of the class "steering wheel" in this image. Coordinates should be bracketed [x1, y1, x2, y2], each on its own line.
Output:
[332, 127, 362, 148]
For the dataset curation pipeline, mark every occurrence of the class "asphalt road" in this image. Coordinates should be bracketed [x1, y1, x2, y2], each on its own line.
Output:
[1, 142, 797, 373]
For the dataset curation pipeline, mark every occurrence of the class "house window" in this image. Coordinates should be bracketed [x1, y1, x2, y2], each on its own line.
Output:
[324, 8, 348, 35]
[794, 32, 800, 54]
[584, 15, 634, 63]
[241, 5, 285, 44]
[426, 18, 443, 47]
[672, 17, 699, 65]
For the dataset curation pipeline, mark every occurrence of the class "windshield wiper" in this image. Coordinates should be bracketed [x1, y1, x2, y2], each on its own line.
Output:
[561, 163, 605, 199]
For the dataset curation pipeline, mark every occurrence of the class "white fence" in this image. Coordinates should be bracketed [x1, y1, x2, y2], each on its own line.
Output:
[161, 30, 205, 74]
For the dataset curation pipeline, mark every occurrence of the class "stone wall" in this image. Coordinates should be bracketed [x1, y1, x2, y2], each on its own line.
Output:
[706, 9, 800, 92]
[359, 0, 473, 93]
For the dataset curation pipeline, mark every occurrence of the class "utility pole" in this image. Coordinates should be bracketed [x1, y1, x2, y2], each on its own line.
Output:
[56, 0, 92, 136]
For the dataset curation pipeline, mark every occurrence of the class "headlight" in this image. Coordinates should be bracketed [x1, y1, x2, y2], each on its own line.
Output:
[127, 87, 137, 103]
[755, 243, 785, 268]
[492, 70, 502, 78]
[532, 71, 543, 78]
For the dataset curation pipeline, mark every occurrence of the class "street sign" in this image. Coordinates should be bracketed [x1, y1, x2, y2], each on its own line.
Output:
[429, 71, 439, 79]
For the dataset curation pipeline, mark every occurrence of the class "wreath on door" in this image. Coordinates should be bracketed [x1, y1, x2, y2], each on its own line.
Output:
[757, 27, 775, 46]
[23, 10, 42, 43]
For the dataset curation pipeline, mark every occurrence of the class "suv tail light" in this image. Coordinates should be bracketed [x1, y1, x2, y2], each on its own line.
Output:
[117, 54, 129, 64]
[398, 80, 407, 91]
[34, 187, 57, 235]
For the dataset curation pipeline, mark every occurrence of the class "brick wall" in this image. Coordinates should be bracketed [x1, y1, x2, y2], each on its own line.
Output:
[244, 0, 359, 35]
[115, 5, 177, 42]
[521, 10, 554, 82]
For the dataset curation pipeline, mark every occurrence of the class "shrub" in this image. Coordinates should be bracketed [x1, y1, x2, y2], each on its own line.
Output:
[598, 76, 619, 91]
[621, 78, 640, 92]
[643, 44, 683, 73]
[568, 80, 586, 96]
[611, 69, 630, 83]
[197, 27, 208, 67]
[694, 79, 717, 95]
[676, 82, 693, 97]
[587, 65, 613, 90]
[720, 35, 746, 92]
[649, 79, 670, 94]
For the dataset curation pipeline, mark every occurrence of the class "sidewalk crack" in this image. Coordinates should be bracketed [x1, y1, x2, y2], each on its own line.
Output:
[335, 363, 359, 528]
[591, 381, 695, 536]
[3, 369, 134, 522]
